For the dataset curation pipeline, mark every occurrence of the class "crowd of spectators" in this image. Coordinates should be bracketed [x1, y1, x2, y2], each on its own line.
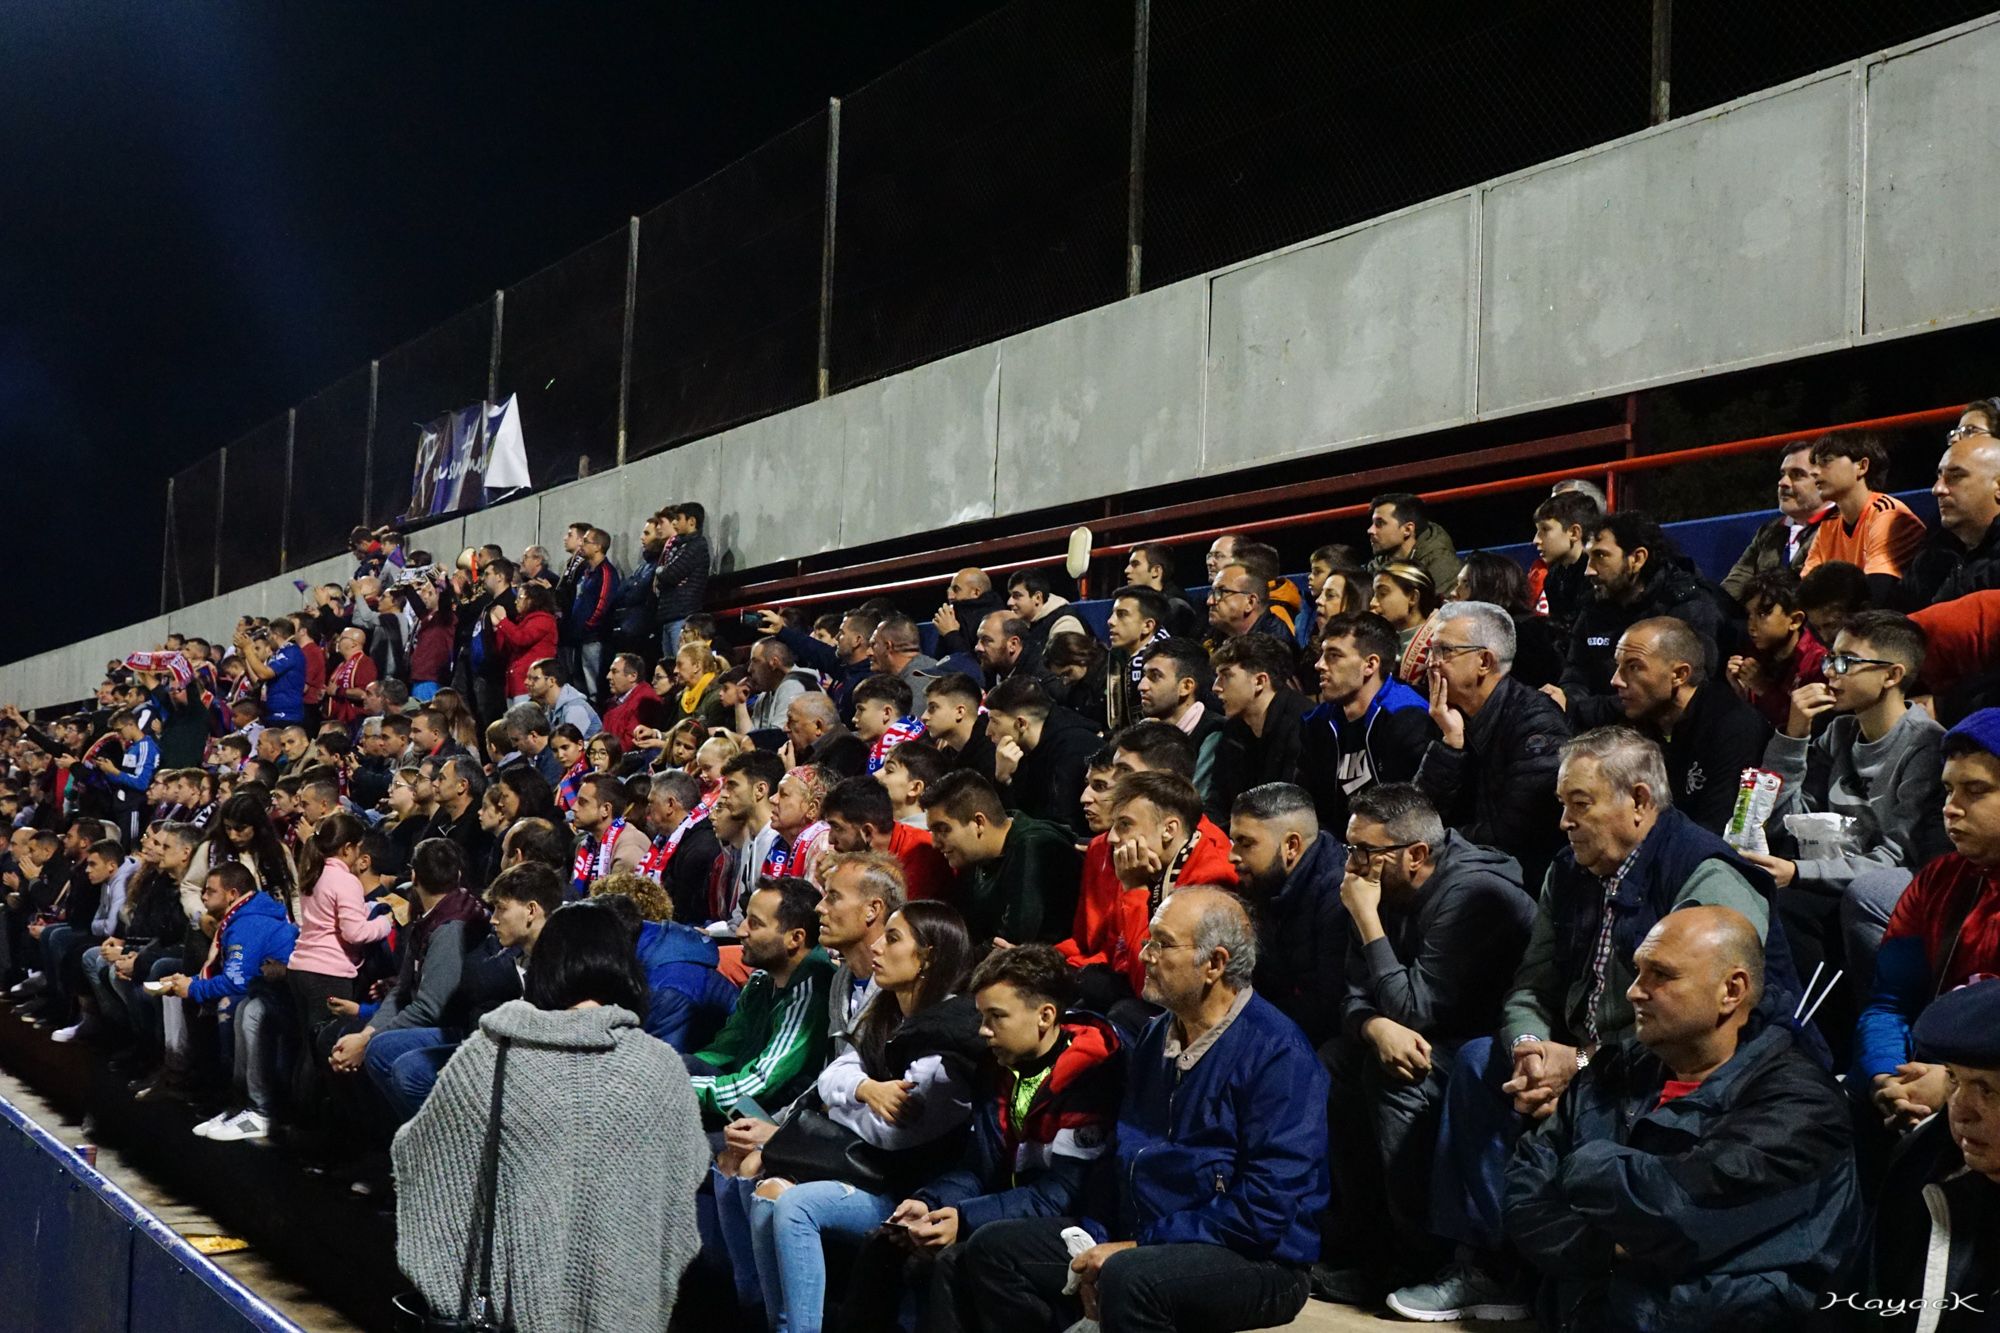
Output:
[2, 409, 2000, 1333]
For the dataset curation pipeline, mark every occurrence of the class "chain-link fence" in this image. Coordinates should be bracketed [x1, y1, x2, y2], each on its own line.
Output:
[157, 0, 1986, 612]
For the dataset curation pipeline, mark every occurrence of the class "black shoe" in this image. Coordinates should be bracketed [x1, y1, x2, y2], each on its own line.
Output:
[1310, 1262, 1388, 1308]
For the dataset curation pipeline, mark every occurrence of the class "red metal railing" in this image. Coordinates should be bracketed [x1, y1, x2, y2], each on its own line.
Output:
[713, 404, 1961, 613]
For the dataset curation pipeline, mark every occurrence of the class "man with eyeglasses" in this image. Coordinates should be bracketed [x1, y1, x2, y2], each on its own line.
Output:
[1206, 561, 1291, 649]
[1575, 616, 1770, 835]
[1720, 442, 1835, 606]
[1413, 600, 1569, 891]
[1909, 399, 2000, 606]
[1311, 783, 1531, 1314]
[947, 886, 1329, 1333]
[1748, 610, 1947, 1021]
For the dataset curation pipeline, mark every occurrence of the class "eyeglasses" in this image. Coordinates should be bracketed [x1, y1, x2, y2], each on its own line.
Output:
[1826, 653, 1896, 676]
[1215, 585, 1259, 600]
[1429, 641, 1486, 660]
[1138, 937, 1197, 957]
[1345, 840, 1418, 865]
[1946, 423, 1996, 445]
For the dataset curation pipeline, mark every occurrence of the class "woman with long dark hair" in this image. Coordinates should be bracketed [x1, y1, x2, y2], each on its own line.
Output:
[394, 904, 708, 1331]
[179, 791, 297, 921]
[744, 900, 983, 1333]
[497, 764, 559, 824]
[1450, 550, 1565, 689]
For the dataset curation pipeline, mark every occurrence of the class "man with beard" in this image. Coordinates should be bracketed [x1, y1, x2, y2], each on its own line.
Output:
[970, 610, 1054, 691]
[1133, 636, 1226, 810]
[683, 878, 834, 1123]
[609, 510, 668, 664]
[1547, 509, 1727, 716]
[1226, 782, 1347, 1046]
[931, 568, 1005, 669]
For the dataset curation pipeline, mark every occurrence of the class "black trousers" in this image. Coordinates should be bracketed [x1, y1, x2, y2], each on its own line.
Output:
[941, 1217, 1310, 1333]
[1321, 1032, 1457, 1279]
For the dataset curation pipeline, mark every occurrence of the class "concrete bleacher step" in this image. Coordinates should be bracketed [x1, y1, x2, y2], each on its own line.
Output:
[1257, 1301, 1516, 1332]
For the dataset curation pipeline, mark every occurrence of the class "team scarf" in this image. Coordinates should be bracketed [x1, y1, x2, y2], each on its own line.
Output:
[572, 817, 628, 895]
[555, 759, 588, 812]
[329, 652, 367, 704]
[761, 831, 793, 878]
[638, 809, 702, 881]
[782, 821, 831, 880]
[1127, 626, 1170, 686]
[197, 891, 256, 980]
[866, 716, 926, 775]
[1148, 828, 1205, 915]
[125, 650, 193, 688]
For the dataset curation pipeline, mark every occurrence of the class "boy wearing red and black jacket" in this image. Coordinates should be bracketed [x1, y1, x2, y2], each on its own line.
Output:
[840, 945, 1123, 1332]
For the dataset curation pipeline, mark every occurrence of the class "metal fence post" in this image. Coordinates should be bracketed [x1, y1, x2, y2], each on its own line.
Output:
[817, 96, 842, 400]
[279, 408, 296, 572]
[1650, 0, 1673, 125]
[617, 215, 639, 467]
[362, 359, 379, 529]
[1126, 0, 1152, 297]
[485, 289, 504, 472]
[212, 447, 228, 600]
[160, 477, 175, 615]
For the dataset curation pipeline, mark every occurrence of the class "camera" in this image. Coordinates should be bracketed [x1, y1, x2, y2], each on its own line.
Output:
[741, 609, 768, 627]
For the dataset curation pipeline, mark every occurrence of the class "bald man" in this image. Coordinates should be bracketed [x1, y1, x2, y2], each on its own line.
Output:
[944, 885, 1329, 1333]
[933, 567, 1004, 662]
[1504, 907, 1859, 1329]
[1911, 406, 2000, 604]
[1572, 617, 1770, 832]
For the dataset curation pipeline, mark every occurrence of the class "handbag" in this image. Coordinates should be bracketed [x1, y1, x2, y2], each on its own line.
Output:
[758, 1104, 895, 1195]
[393, 1039, 513, 1332]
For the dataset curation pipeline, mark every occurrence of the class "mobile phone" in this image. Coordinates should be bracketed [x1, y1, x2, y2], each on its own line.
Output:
[741, 609, 766, 627]
[729, 1096, 769, 1123]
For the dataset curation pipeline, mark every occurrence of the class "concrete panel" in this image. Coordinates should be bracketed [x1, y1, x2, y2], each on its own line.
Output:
[841, 346, 999, 550]
[471, 494, 543, 569]
[717, 397, 848, 572]
[1479, 75, 1854, 413]
[1205, 198, 1475, 471]
[404, 517, 465, 570]
[628, 436, 728, 567]
[998, 279, 1205, 512]
[1863, 24, 2000, 336]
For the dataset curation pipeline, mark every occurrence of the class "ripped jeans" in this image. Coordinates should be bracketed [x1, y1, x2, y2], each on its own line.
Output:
[747, 1176, 898, 1333]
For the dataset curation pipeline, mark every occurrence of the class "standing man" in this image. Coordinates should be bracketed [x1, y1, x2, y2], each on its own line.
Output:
[324, 627, 379, 732]
[654, 502, 711, 658]
[566, 527, 619, 701]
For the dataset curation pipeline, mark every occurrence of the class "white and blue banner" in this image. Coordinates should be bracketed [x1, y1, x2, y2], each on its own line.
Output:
[407, 394, 532, 519]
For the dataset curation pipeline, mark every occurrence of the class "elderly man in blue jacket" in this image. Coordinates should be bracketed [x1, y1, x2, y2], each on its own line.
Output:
[948, 885, 1329, 1333]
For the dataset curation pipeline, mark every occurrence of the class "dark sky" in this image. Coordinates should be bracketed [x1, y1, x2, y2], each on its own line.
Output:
[0, 1, 1004, 660]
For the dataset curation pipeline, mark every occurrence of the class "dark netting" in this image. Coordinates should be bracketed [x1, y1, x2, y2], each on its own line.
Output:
[497, 226, 629, 486]
[627, 116, 828, 459]
[830, 0, 1131, 390]
[215, 415, 290, 595]
[368, 298, 495, 529]
[1670, 0, 1993, 117]
[288, 367, 372, 570]
[1142, 0, 1650, 288]
[166, 453, 223, 610]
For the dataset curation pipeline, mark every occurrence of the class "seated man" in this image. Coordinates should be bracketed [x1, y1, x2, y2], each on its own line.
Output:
[640, 770, 723, 929]
[1300, 611, 1437, 836]
[942, 888, 1328, 1333]
[1724, 571, 1827, 731]
[921, 771, 1080, 946]
[1414, 600, 1569, 889]
[1104, 585, 1172, 733]
[842, 944, 1124, 1332]
[568, 772, 650, 896]
[1208, 632, 1310, 821]
[1554, 510, 1725, 711]
[1130, 636, 1226, 808]
[1572, 616, 1771, 833]
[820, 776, 954, 902]
[1855, 710, 2000, 1137]
[985, 675, 1102, 841]
[1910, 402, 2000, 605]
[1801, 430, 1928, 601]
[683, 877, 834, 1123]
[1506, 907, 1858, 1328]
[1751, 610, 1948, 1012]
[1316, 783, 1533, 1308]
[1228, 782, 1348, 1048]
[1719, 440, 1833, 604]
[850, 673, 924, 776]
[1405, 726, 1803, 1323]
[1852, 978, 2000, 1328]
[919, 671, 999, 780]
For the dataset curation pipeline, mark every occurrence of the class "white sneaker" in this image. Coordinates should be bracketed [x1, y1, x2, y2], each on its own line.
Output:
[50, 1022, 86, 1043]
[191, 1111, 235, 1139]
[205, 1110, 269, 1143]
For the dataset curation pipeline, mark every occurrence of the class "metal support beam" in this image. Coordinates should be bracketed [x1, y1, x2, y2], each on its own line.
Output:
[212, 447, 228, 600]
[485, 289, 504, 478]
[160, 477, 175, 615]
[817, 97, 842, 400]
[1125, 0, 1151, 296]
[362, 360, 378, 528]
[1650, 0, 1673, 126]
[616, 215, 640, 467]
[278, 408, 296, 572]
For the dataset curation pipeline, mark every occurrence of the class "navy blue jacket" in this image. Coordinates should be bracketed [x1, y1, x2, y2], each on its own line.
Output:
[1248, 831, 1350, 1047]
[635, 919, 738, 1053]
[776, 625, 873, 724]
[1506, 1020, 1859, 1331]
[564, 559, 618, 645]
[610, 555, 661, 640]
[1090, 991, 1328, 1264]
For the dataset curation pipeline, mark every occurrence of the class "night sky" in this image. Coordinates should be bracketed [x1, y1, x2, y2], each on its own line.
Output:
[0, 2, 1004, 660]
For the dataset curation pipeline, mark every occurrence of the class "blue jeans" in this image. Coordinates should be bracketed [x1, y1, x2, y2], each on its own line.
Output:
[1429, 1035, 1521, 1254]
[708, 1169, 767, 1312]
[660, 618, 687, 661]
[749, 1177, 898, 1333]
[362, 1025, 459, 1123]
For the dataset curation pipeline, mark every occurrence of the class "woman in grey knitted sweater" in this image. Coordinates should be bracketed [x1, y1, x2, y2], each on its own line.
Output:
[393, 903, 708, 1332]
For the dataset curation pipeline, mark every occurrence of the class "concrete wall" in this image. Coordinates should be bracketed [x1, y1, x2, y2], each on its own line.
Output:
[6, 15, 2000, 709]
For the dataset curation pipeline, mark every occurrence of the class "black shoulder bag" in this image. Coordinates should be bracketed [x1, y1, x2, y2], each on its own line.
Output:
[394, 1039, 513, 1332]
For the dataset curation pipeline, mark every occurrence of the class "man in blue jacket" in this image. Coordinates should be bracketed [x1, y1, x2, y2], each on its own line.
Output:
[949, 886, 1327, 1333]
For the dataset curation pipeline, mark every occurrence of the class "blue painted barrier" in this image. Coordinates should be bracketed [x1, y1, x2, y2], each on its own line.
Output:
[0, 1092, 306, 1332]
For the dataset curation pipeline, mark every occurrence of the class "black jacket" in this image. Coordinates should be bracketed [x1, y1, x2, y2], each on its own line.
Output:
[1909, 513, 2000, 608]
[1570, 682, 1772, 835]
[1340, 833, 1531, 1045]
[1248, 830, 1350, 1047]
[1006, 707, 1103, 841]
[1559, 560, 1729, 701]
[1296, 679, 1439, 837]
[653, 532, 710, 622]
[664, 817, 722, 930]
[1209, 689, 1311, 826]
[1853, 1113, 2000, 1331]
[1506, 1020, 1860, 1332]
[1508, 611, 1565, 691]
[934, 590, 1004, 659]
[1414, 675, 1569, 890]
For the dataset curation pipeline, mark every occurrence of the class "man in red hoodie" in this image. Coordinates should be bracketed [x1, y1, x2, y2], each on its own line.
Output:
[600, 652, 663, 751]
[820, 776, 955, 902]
